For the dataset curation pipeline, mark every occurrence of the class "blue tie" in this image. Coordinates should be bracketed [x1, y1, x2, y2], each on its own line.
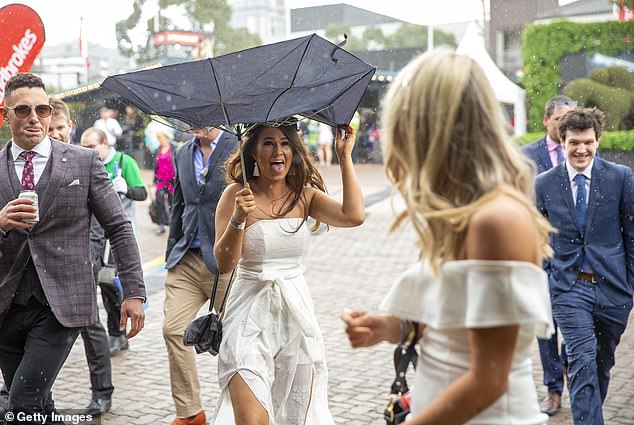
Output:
[574, 174, 591, 271]
[555, 144, 564, 166]
[574, 174, 587, 229]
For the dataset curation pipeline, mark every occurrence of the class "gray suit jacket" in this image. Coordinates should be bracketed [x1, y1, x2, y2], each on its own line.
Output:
[166, 133, 237, 274]
[0, 138, 146, 327]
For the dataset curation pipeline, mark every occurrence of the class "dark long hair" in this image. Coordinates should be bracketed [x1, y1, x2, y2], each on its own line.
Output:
[225, 124, 327, 231]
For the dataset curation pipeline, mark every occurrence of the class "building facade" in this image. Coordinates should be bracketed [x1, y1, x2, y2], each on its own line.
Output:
[228, 0, 287, 44]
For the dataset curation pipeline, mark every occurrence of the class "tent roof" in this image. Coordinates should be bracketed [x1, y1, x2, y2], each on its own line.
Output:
[456, 22, 524, 104]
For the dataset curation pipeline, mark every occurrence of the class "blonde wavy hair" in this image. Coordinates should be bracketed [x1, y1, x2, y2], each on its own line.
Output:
[381, 49, 553, 272]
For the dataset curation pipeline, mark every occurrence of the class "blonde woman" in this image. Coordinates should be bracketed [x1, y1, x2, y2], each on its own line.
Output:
[342, 49, 554, 424]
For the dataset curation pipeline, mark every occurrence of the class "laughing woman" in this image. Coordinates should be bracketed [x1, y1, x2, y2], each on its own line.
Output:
[212, 121, 364, 424]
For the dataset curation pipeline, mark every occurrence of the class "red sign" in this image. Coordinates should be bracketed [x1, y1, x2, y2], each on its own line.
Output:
[0, 4, 46, 105]
[154, 31, 204, 47]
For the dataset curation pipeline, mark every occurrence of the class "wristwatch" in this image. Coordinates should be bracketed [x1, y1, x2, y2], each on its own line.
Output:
[0, 227, 7, 238]
[229, 216, 246, 230]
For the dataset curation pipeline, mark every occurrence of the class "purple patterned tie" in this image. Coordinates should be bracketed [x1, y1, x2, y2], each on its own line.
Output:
[19, 151, 37, 190]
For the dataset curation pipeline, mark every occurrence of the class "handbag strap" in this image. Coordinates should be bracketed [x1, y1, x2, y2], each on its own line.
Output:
[102, 239, 112, 266]
[208, 268, 236, 316]
[389, 322, 419, 396]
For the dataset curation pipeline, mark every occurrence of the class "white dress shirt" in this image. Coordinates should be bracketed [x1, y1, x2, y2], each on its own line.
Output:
[10, 137, 52, 187]
[566, 158, 593, 206]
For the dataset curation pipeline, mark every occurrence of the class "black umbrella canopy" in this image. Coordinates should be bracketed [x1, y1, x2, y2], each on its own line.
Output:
[101, 33, 376, 130]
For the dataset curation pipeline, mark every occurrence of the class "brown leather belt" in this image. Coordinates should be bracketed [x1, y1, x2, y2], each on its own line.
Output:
[578, 271, 597, 283]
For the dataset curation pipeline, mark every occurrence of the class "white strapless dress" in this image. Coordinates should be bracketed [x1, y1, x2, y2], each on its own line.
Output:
[380, 260, 553, 424]
[213, 218, 335, 425]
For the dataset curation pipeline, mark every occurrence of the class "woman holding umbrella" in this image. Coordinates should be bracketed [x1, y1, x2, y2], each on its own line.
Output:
[213, 120, 364, 424]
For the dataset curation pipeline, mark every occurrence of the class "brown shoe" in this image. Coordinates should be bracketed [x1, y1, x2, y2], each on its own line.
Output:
[170, 411, 206, 425]
[540, 392, 561, 416]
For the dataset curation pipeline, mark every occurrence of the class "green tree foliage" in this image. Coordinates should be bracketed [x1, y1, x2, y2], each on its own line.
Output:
[384, 24, 455, 50]
[564, 66, 634, 130]
[116, 0, 260, 63]
[522, 20, 634, 131]
[115, 0, 144, 58]
[215, 28, 261, 55]
[325, 23, 456, 52]
[589, 66, 634, 90]
[362, 26, 386, 49]
[325, 24, 365, 51]
[514, 130, 634, 151]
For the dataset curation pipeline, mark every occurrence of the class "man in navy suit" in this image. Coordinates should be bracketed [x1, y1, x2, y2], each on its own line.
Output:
[535, 108, 634, 425]
[522, 95, 576, 416]
[162, 127, 236, 425]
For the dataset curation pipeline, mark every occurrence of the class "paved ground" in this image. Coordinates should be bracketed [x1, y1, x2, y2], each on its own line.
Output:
[4, 164, 634, 424]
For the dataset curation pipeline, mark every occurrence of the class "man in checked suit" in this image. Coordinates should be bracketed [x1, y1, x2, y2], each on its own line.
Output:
[0, 73, 146, 424]
[162, 126, 236, 425]
[535, 107, 634, 425]
[522, 94, 576, 416]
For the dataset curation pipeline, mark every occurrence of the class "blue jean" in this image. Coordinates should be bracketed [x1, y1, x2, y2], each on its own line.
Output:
[552, 281, 631, 425]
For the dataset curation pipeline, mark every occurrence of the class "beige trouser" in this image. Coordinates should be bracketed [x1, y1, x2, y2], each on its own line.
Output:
[162, 250, 230, 418]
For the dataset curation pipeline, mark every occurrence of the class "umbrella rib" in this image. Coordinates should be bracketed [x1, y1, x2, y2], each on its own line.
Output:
[264, 34, 315, 122]
[208, 58, 231, 127]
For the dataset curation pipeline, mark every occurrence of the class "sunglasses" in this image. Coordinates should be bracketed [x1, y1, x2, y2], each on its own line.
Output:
[553, 100, 577, 108]
[5, 104, 53, 119]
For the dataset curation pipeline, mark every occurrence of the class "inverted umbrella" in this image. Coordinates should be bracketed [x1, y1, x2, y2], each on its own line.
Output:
[102, 33, 375, 185]
[101, 33, 375, 130]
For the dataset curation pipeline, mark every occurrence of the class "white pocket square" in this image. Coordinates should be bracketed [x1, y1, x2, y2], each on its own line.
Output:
[68, 179, 80, 186]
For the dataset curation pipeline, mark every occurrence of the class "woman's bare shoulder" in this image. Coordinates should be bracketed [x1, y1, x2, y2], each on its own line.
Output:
[302, 185, 325, 201]
[223, 182, 243, 195]
[466, 192, 538, 262]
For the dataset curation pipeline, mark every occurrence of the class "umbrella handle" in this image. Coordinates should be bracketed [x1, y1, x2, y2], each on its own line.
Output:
[237, 125, 247, 187]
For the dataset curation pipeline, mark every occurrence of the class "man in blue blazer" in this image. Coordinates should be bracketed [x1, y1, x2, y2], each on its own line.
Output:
[522, 95, 576, 415]
[162, 127, 237, 425]
[535, 108, 634, 425]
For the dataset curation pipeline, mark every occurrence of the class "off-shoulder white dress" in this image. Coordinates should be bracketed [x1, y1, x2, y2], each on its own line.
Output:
[213, 218, 334, 425]
[380, 260, 553, 424]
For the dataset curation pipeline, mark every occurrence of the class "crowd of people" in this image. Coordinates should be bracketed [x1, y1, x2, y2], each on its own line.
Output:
[0, 43, 631, 425]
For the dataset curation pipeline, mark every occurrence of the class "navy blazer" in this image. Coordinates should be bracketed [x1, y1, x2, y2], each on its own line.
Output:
[522, 136, 554, 174]
[535, 157, 634, 305]
[165, 132, 237, 274]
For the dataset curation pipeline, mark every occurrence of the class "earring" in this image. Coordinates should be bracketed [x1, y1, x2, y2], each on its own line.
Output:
[253, 162, 260, 176]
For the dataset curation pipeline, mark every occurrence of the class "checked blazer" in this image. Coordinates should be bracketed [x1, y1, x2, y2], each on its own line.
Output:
[0, 138, 146, 327]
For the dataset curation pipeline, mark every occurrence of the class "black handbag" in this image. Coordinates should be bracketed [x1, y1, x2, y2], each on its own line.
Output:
[183, 269, 235, 355]
[148, 197, 160, 224]
[384, 321, 419, 425]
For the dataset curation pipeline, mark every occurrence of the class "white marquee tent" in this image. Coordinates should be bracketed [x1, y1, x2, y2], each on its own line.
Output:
[457, 22, 527, 135]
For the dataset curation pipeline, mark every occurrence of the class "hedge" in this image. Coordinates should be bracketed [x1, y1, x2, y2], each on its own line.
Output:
[522, 20, 634, 132]
[564, 78, 634, 130]
[514, 130, 634, 151]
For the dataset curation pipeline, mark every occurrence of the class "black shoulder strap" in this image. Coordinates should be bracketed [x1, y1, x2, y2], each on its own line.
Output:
[389, 323, 419, 396]
[209, 268, 236, 317]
